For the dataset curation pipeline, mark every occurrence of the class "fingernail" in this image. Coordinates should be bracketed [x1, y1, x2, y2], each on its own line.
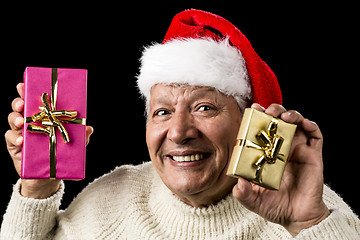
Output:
[88, 126, 94, 134]
[251, 103, 265, 110]
[16, 136, 23, 145]
[237, 181, 243, 192]
[309, 120, 317, 125]
[15, 117, 24, 127]
[15, 100, 24, 110]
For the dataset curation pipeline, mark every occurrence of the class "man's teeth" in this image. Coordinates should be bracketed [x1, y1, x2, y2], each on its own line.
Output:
[172, 154, 204, 162]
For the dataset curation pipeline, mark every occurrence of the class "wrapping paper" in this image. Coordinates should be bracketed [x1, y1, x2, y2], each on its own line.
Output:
[227, 108, 296, 190]
[21, 67, 87, 180]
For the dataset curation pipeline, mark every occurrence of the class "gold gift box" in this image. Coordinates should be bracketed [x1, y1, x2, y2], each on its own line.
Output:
[227, 108, 297, 190]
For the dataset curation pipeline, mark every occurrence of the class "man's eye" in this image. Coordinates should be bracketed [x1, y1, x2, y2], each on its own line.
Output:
[154, 109, 170, 116]
[198, 105, 212, 111]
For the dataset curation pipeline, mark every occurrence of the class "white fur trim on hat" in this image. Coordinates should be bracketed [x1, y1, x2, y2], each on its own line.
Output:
[136, 38, 252, 111]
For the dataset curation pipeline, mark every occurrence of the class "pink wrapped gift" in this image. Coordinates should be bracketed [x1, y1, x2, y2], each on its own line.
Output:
[21, 67, 87, 180]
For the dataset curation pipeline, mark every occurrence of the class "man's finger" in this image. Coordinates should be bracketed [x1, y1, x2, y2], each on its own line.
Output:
[280, 110, 305, 125]
[5, 130, 23, 155]
[85, 126, 94, 146]
[11, 98, 24, 113]
[232, 178, 259, 213]
[302, 119, 323, 151]
[8, 112, 24, 131]
[251, 103, 265, 112]
[265, 103, 287, 117]
[16, 83, 24, 99]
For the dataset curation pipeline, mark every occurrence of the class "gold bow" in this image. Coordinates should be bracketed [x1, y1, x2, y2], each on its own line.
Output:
[245, 119, 284, 183]
[24, 68, 86, 179]
[26, 92, 79, 143]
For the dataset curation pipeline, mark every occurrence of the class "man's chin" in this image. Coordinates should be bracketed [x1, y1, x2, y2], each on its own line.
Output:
[164, 173, 210, 194]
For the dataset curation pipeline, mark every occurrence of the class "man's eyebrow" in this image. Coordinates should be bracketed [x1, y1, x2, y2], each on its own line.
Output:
[149, 95, 173, 109]
[188, 87, 222, 100]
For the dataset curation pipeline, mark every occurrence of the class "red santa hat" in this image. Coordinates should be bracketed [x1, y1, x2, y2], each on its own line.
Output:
[137, 9, 282, 111]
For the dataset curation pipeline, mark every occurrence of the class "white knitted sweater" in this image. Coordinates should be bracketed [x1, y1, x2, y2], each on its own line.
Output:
[1, 162, 359, 239]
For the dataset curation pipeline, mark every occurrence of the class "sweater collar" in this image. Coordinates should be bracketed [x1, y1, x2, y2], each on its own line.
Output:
[148, 167, 254, 230]
[133, 163, 289, 239]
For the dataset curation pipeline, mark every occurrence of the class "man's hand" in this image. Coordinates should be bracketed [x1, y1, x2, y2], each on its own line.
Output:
[232, 103, 330, 237]
[5, 83, 94, 199]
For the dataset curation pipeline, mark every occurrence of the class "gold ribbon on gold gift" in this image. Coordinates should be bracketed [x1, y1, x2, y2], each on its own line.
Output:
[236, 119, 285, 184]
[25, 68, 86, 179]
[227, 108, 297, 190]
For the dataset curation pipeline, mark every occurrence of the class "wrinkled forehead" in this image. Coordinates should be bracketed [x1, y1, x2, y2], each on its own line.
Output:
[149, 83, 223, 104]
[153, 83, 218, 95]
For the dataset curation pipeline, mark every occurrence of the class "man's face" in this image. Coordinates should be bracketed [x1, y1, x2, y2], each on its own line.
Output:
[146, 84, 242, 207]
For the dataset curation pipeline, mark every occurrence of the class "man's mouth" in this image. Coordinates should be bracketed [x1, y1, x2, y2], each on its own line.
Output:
[171, 153, 204, 162]
[166, 152, 211, 163]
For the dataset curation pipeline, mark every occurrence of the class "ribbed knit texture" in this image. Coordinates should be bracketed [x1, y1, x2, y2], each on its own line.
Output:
[1, 162, 359, 239]
[1, 181, 64, 239]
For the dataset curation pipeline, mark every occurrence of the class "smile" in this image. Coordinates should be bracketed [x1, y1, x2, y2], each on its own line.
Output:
[172, 153, 204, 162]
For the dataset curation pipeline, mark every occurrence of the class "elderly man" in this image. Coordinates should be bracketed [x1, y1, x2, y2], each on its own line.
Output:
[1, 9, 359, 239]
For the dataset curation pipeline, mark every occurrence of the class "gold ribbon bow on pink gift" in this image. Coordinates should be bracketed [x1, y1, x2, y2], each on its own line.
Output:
[244, 119, 285, 183]
[26, 93, 78, 143]
[25, 68, 86, 179]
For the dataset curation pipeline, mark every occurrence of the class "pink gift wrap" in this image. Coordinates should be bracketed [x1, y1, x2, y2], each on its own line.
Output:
[21, 67, 87, 180]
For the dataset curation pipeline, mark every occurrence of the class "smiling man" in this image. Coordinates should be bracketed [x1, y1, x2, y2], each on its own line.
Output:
[146, 84, 242, 208]
[2, 9, 360, 239]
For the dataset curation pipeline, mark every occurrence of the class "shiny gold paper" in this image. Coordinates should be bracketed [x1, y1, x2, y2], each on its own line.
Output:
[227, 108, 297, 190]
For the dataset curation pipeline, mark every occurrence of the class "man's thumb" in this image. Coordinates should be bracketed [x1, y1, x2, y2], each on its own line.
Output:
[232, 178, 259, 212]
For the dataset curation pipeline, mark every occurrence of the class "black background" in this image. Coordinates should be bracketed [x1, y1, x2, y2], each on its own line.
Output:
[1, 2, 359, 223]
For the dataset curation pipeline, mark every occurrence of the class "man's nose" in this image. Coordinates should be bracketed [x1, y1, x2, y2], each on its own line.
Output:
[167, 112, 199, 145]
